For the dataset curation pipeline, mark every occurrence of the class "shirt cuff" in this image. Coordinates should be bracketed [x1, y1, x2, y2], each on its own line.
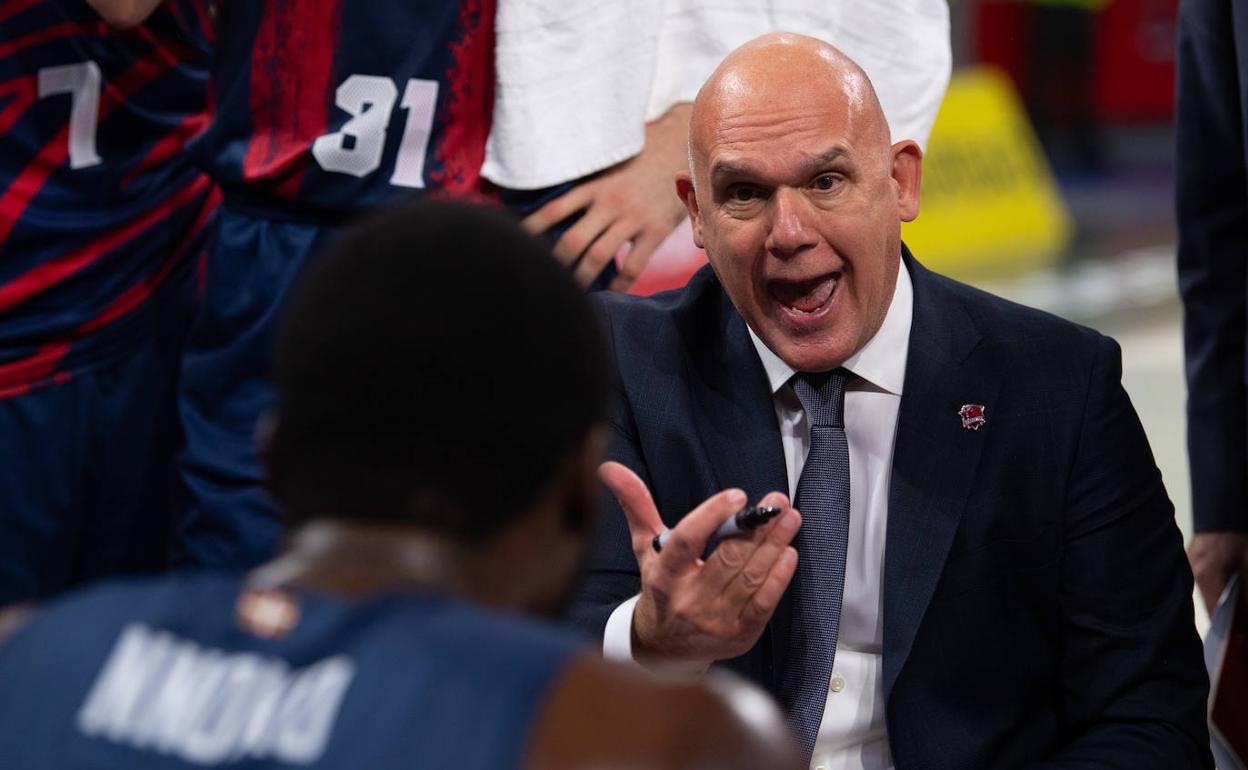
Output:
[603, 594, 641, 662]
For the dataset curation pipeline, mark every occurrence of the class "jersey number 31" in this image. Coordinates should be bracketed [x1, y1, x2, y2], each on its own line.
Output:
[311, 75, 438, 189]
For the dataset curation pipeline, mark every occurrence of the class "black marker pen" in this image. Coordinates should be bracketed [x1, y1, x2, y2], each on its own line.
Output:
[651, 505, 783, 553]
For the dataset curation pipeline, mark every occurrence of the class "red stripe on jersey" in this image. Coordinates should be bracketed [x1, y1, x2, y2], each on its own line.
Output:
[241, 0, 344, 195]
[0, 175, 213, 316]
[0, 46, 181, 249]
[0, 76, 36, 135]
[0, 21, 107, 59]
[0, 180, 215, 398]
[0, 0, 45, 24]
[77, 184, 219, 334]
[0, 342, 69, 399]
[428, 0, 495, 195]
[122, 111, 210, 187]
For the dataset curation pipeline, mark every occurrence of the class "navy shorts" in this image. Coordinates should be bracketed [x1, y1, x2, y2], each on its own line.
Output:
[173, 203, 339, 570]
[0, 263, 196, 605]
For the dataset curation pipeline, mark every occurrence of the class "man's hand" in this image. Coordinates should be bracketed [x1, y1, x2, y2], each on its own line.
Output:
[1188, 531, 1248, 615]
[599, 461, 800, 669]
[521, 103, 692, 292]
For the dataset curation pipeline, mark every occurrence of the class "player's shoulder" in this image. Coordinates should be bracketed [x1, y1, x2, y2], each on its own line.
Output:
[0, 573, 242, 654]
[353, 593, 587, 671]
[526, 655, 801, 770]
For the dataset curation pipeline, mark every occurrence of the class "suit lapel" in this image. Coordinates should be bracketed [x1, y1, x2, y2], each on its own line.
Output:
[682, 274, 790, 689]
[883, 253, 999, 701]
[683, 275, 789, 504]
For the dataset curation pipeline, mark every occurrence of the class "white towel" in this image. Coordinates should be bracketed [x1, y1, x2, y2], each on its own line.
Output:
[483, 0, 951, 190]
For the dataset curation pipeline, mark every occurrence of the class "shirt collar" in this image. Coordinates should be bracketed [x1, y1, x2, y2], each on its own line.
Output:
[747, 257, 913, 396]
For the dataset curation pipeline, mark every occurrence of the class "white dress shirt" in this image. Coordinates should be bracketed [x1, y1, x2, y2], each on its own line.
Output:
[603, 261, 913, 770]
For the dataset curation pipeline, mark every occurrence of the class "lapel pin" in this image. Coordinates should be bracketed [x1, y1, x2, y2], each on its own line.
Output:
[959, 403, 987, 431]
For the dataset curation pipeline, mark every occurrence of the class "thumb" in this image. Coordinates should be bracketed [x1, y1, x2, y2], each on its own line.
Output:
[599, 461, 663, 561]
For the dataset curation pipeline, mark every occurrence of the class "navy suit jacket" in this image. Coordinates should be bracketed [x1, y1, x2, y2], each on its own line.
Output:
[1176, 0, 1248, 534]
[570, 251, 1211, 769]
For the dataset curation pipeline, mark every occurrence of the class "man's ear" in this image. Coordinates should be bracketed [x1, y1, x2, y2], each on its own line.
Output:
[890, 140, 923, 223]
[675, 171, 705, 248]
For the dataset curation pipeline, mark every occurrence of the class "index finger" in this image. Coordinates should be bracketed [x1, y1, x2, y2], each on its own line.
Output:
[598, 461, 664, 563]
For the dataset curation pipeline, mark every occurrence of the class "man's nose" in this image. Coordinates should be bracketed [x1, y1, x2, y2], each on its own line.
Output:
[765, 187, 818, 258]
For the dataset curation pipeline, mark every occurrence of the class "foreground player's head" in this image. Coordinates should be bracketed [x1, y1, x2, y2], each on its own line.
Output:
[677, 33, 922, 373]
[266, 199, 609, 613]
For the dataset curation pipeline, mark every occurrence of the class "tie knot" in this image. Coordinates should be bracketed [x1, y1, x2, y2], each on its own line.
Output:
[792, 369, 849, 428]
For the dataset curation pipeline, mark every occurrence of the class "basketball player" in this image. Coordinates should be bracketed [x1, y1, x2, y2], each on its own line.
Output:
[0, 201, 801, 770]
[0, 0, 217, 603]
[90, 0, 502, 570]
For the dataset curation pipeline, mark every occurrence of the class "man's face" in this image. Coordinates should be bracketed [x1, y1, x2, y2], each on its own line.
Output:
[680, 67, 920, 373]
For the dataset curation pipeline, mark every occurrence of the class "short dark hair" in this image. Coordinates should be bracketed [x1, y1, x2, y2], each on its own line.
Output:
[268, 199, 609, 543]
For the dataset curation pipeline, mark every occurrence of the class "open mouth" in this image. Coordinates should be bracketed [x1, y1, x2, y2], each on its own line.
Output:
[768, 273, 839, 316]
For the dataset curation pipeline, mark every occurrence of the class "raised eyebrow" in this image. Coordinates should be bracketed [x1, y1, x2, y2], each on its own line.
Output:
[807, 148, 847, 169]
[709, 149, 849, 188]
[709, 161, 759, 188]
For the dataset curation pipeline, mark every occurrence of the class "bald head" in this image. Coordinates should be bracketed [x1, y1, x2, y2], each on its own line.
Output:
[689, 33, 891, 179]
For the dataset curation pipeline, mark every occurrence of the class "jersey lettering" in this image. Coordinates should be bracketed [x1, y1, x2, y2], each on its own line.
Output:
[77, 624, 355, 765]
[312, 74, 439, 188]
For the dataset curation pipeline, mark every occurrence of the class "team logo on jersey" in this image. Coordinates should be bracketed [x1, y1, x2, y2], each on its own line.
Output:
[236, 588, 300, 640]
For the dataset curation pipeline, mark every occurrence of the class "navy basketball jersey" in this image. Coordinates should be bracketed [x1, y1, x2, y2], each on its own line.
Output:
[197, 0, 495, 219]
[0, 574, 581, 768]
[0, 0, 216, 397]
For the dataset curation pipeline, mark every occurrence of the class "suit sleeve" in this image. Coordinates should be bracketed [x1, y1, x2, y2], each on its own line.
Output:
[1176, 0, 1248, 534]
[1025, 336, 1212, 769]
[563, 301, 650, 639]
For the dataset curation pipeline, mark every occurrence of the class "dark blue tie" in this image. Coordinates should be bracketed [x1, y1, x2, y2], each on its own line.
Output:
[778, 369, 851, 758]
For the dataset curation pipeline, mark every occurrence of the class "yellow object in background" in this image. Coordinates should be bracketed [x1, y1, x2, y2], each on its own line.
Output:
[902, 67, 1073, 280]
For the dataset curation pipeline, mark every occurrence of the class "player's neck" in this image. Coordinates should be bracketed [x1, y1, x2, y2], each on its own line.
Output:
[247, 519, 501, 605]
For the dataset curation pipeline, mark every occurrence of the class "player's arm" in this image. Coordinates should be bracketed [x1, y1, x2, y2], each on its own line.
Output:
[85, 0, 164, 29]
[525, 653, 802, 770]
[521, 102, 692, 292]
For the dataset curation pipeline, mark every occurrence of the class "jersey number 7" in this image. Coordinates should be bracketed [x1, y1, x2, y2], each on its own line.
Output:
[37, 61, 103, 171]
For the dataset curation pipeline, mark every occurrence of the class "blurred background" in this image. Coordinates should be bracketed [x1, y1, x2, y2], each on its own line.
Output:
[633, 0, 1193, 619]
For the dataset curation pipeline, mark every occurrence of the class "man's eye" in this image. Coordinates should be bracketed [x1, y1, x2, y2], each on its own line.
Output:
[813, 174, 840, 191]
[727, 185, 759, 202]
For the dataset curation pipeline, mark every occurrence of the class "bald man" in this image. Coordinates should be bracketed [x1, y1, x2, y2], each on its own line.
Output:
[569, 34, 1212, 770]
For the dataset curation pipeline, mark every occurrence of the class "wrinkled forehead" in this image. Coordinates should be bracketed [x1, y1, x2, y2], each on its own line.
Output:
[691, 75, 879, 186]
[692, 63, 877, 167]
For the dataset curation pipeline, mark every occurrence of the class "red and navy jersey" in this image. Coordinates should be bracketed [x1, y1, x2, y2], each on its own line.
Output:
[0, 0, 217, 398]
[197, 0, 494, 220]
